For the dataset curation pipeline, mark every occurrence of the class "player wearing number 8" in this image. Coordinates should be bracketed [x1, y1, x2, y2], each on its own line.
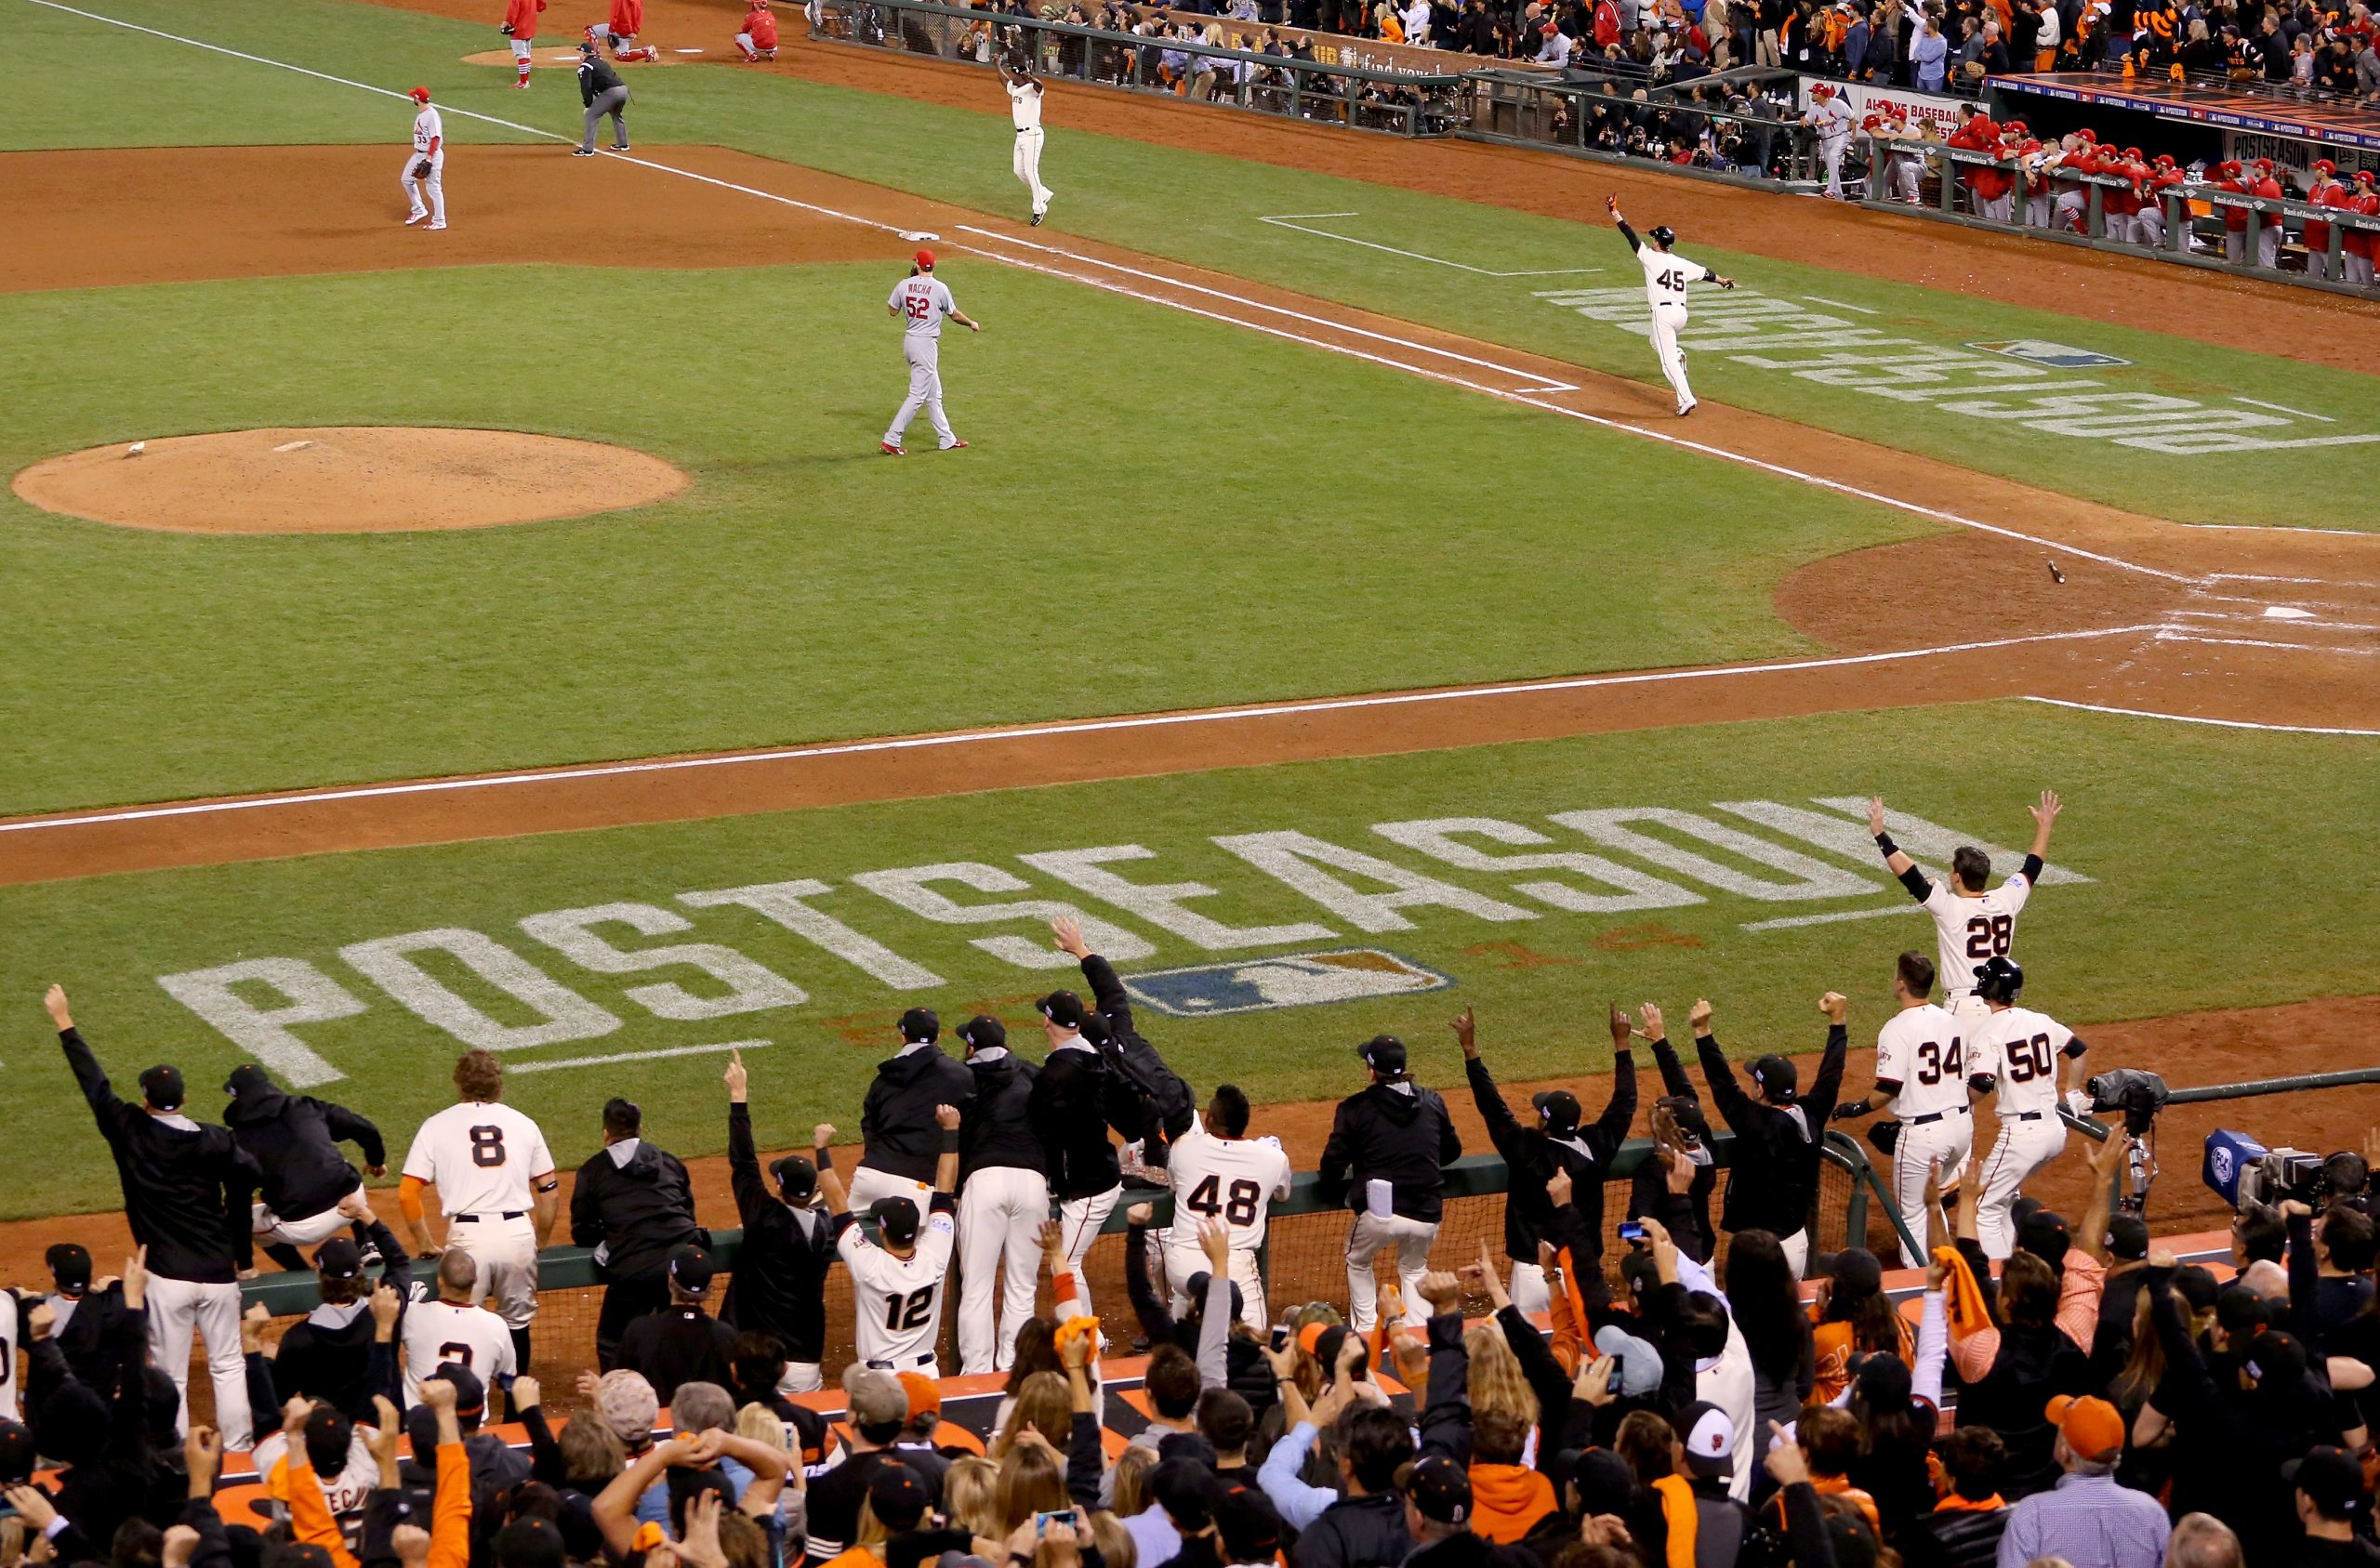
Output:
[1831, 952, 1973, 1269]
[1869, 791, 2062, 1026]
[818, 1102, 962, 1378]
[1160, 1086, 1292, 1331]
[397, 1050, 559, 1374]
[1965, 957, 2092, 1261]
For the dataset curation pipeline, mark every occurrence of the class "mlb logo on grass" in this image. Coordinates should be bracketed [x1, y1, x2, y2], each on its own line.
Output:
[1126, 949, 1451, 1018]
[1964, 339, 2135, 370]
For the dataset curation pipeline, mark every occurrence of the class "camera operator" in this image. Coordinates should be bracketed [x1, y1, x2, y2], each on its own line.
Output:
[2281, 1195, 2377, 1357]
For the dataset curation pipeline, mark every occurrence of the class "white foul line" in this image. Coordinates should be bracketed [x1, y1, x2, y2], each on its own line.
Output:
[1801, 295, 1882, 314]
[2022, 696, 2380, 737]
[2153, 630, 2380, 655]
[2235, 396, 2334, 423]
[1256, 213, 1606, 278]
[20, 2, 2210, 588]
[510, 1039, 769, 1073]
[1740, 903, 1909, 932]
[0, 624, 2165, 837]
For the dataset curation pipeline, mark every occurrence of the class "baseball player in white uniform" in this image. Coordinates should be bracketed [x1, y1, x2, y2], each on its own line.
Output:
[1802, 84, 1858, 198]
[819, 1102, 962, 1377]
[1607, 197, 1737, 418]
[1002, 56, 1053, 226]
[402, 87, 446, 231]
[880, 251, 980, 456]
[1869, 790, 2062, 1026]
[1831, 951, 1973, 1267]
[397, 1050, 557, 1368]
[401, 1248, 520, 1403]
[1966, 956, 2092, 1259]
[1161, 1087, 1292, 1330]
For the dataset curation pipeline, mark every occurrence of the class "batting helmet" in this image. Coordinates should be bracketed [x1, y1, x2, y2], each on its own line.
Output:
[1973, 955, 2024, 1006]
[1649, 224, 1676, 247]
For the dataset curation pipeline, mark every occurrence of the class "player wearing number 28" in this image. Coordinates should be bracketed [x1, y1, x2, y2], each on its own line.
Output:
[1869, 790, 2063, 1026]
[817, 1100, 962, 1378]
[1161, 1085, 1292, 1331]
[399, 1049, 559, 1371]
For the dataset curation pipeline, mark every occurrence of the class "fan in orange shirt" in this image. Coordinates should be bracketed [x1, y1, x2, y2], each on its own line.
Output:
[1808, 1248, 1915, 1403]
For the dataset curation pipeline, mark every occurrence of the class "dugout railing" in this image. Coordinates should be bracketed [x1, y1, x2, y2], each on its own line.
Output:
[240, 1128, 1912, 1403]
[1461, 70, 1824, 191]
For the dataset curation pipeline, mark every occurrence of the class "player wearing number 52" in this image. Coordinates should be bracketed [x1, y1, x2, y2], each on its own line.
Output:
[1831, 954, 1972, 1270]
[398, 1050, 559, 1373]
[1869, 789, 2062, 1027]
[570, 1097, 702, 1372]
[817, 1103, 962, 1379]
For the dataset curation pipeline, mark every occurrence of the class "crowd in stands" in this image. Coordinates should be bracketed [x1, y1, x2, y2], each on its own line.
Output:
[20, 837, 2380, 1568]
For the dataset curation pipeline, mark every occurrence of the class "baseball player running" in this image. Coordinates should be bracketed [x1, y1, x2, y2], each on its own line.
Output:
[1002, 54, 1053, 226]
[1868, 790, 2061, 1025]
[1159, 1086, 1292, 1330]
[881, 251, 979, 455]
[818, 1103, 963, 1377]
[1606, 196, 1736, 418]
[1965, 956, 2091, 1260]
[953, 1014, 1049, 1376]
[1829, 952, 1973, 1267]
[397, 1049, 558, 1371]
[402, 87, 446, 231]
[501, 0, 547, 86]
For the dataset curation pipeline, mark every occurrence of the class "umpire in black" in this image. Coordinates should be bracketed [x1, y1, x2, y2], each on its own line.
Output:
[571, 1096, 702, 1370]
[719, 1048, 837, 1393]
[1691, 993, 1848, 1278]
[222, 1062, 385, 1273]
[1316, 1033, 1461, 1334]
[575, 41, 630, 154]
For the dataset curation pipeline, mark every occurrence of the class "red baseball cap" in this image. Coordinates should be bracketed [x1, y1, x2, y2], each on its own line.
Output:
[408, 86, 431, 101]
[2315, 158, 2337, 174]
[913, 249, 935, 268]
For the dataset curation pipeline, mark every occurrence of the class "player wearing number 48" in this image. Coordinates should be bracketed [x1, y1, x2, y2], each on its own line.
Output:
[1157, 1084, 1293, 1331]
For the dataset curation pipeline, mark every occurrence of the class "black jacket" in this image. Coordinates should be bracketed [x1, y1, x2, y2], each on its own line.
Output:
[720, 1103, 836, 1364]
[617, 1306, 739, 1406]
[1897, 1502, 2010, 1568]
[959, 1051, 1044, 1179]
[1695, 1023, 1846, 1240]
[1292, 1488, 1409, 1568]
[861, 1047, 975, 1182]
[1078, 954, 1194, 1143]
[223, 1064, 382, 1222]
[272, 1218, 412, 1420]
[1404, 1529, 1540, 1568]
[32, 1284, 138, 1404]
[577, 55, 624, 103]
[1316, 1082, 1462, 1223]
[61, 1028, 259, 1282]
[1626, 1036, 1718, 1263]
[1029, 1044, 1121, 1201]
[570, 1140, 700, 1279]
[1466, 1049, 1633, 1261]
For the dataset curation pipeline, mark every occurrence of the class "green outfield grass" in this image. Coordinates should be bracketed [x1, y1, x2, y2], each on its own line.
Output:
[18, 0, 2377, 530]
[3, 701, 2371, 1220]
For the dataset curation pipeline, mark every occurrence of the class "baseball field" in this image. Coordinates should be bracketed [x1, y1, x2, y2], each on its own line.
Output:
[7, 0, 2379, 1266]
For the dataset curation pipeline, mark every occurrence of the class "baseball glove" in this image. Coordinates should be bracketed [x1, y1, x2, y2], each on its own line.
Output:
[412, 159, 433, 178]
[1868, 1118, 1901, 1156]
[501, 21, 515, 33]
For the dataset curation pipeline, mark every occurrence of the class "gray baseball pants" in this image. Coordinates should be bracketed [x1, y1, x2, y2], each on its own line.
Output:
[583, 86, 630, 151]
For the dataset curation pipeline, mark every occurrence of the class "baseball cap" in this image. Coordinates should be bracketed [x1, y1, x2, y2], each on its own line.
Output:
[2016, 1207, 2070, 1270]
[1591, 1324, 1662, 1397]
[873, 1196, 922, 1246]
[1749, 1055, 1797, 1102]
[1830, 1247, 1884, 1297]
[896, 1371, 941, 1420]
[1531, 1089, 1583, 1133]
[303, 1404, 356, 1474]
[1038, 990, 1090, 1031]
[46, 1244, 93, 1296]
[897, 1007, 940, 1045]
[843, 1366, 910, 1429]
[2215, 1284, 2272, 1339]
[2044, 1393, 2124, 1463]
[2316, 158, 2338, 174]
[2242, 1327, 2309, 1388]
[408, 86, 431, 101]
[958, 1014, 1006, 1052]
[139, 1064, 185, 1111]
[1567, 1448, 1634, 1517]
[315, 1236, 365, 1282]
[867, 1463, 932, 1532]
[2284, 1445, 2366, 1518]
[2106, 1215, 2149, 1261]
[1678, 1401, 1736, 1477]
[2174, 1265, 2220, 1313]
[1213, 1483, 1283, 1563]
[1150, 1456, 1225, 1532]
[495, 1518, 568, 1568]
[430, 1363, 486, 1415]
[668, 1245, 714, 1294]
[1358, 1035, 1408, 1075]
[1395, 1455, 1471, 1524]
[771, 1153, 817, 1203]
[912, 249, 936, 270]
[0, 1420, 33, 1486]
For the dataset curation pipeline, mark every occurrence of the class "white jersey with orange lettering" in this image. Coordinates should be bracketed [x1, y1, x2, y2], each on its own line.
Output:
[401, 1294, 517, 1404]
[838, 1193, 958, 1375]
[256, 1425, 381, 1539]
[1921, 875, 2034, 1020]
[1875, 1002, 1974, 1268]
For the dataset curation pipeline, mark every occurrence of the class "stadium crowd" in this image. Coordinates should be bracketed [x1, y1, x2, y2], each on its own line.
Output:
[14, 800, 2380, 1568]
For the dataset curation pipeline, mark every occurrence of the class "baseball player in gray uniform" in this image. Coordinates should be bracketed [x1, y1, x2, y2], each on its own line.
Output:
[574, 42, 631, 155]
[880, 251, 980, 456]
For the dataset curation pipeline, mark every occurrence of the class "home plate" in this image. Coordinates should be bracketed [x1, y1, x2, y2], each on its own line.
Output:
[674, 46, 705, 52]
[2265, 606, 2316, 620]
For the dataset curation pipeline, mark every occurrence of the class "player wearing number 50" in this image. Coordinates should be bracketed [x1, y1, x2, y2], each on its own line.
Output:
[1869, 789, 2061, 1026]
[880, 252, 979, 456]
[1965, 957, 2091, 1260]
[1831, 954, 1972, 1268]
[1606, 194, 1735, 417]
[398, 1050, 558, 1373]
[1160, 1085, 1292, 1330]
[818, 1103, 962, 1377]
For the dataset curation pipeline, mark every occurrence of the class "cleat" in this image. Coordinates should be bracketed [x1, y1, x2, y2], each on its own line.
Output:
[426, 220, 447, 231]
[940, 439, 970, 450]
[404, 211, 429, 225]
[1676, 402, 1697, 416]
[1030, 210, 1044, 226]
[572, 147, 597, 156]
[879, 441, 906, 455]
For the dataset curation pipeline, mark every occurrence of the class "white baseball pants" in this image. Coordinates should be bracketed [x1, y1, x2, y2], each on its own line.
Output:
[2258, 224, 2281, 268]
[734, 30, 774, 57]
[447, 1213, 540, 1328]
[1649, 301, 1694, 413]
[1013, 126, 1051, 217]
[1890, 158, 1921, 204]
[2226, 231, 2248, 263]
[958, 1166, 1051, 1374]
[401, 149, 445, 226]
[1820, 137, 1850, 197]
[1161, 1242, 1269, 1330]
[2135, 207, 2165, 249]
[1888, 1111, 1973, 1267]
[848, 1166, 932, 1215]
[1978, 191, 2014, 224]
[150, 1274, 253, 1448]
[1056, 1184, 1119, 1313]
[1779, 1228, 1809, 1280]
[1344, 1212, 1435, 1332]
[254, 1200, 353, 1248]
[2054, 190, 2087, 231]
[884, 337, 958, 449]
[1975, 1114, 2068, 1259]
[2307, 246, 2334, 280]
[2347, 254, 2375, 285]
[777, 1361, 824, 1394]
[2025, 193, 2052, 228]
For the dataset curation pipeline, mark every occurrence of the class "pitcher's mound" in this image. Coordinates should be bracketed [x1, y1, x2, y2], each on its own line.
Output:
[13, 427, 690, 534]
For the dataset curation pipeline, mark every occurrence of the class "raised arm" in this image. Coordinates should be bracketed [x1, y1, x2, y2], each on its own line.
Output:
[725, 1050, 768, 1226]
[1455, 1009, 1522, 1150]
[1121, 1205, 1177, 1343]
[2024, 789, 2061, 880]
[932, 1103, 961, 1195]
[1053, 917, 1132, 1027]
[1593, 1006, 1639, 1147]
[1195, 1221, 1232, 1389]
[1606, 193, 1641, 248]
[47, 987, 130, 1132]
[1866, 797, 1935, 900]
[1687, 1002, 1752, 1127]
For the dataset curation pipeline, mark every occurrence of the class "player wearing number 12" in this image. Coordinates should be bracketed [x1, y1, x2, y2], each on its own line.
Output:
[819, 1101, 962, 1377]
[1869, 790, 2062, 1026]
[1831, 952, 1971, 1268]
[398, 1050, 559, 1372]
[1966, 956, 2091, 1260]
[1161, 1085, 1292, 1330]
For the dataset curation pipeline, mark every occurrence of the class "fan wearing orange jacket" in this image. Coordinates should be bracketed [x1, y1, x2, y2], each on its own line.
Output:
[588, 0, 659, 61]
[500, 0, 545, 87]
[284, 1391, 472, 1568]
[735, 0, 779, 60]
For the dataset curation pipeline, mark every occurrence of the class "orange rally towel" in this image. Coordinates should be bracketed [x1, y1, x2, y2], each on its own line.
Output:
[1935, 1245, 1990, 1341]
[1651, 1473, 1697, 1568]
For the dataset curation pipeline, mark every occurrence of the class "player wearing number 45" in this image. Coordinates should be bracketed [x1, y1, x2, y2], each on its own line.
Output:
[1606, 194, 1735, 416]
[1831, 952, 1970, 1269]
[1965, 956, 2091, 1261]
[398, 1050, 559, 1374]
[1868, 789, 2062, 1027]
[817, 1102, 962, 1378]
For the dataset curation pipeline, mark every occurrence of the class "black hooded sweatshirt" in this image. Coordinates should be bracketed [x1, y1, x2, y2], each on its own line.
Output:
[720, 1103, 835, 1365]
[959, 1050, 1044, 1179]
[570, 1139, 701, 1279]
[1029, 1042, 1121, 1201]
[1077, 953, 1195, 1144]
[30, 1301, 155, 1563]
[1316, 1079, 1463, 1223]
[272, 1217, 413, 1420]
[224, 1064, 383, 1223]
[60, 1027, 258, 1282]
[1467, 1048, 1634, 1261]
[859, 1046, 975, 1182]
[1694, 1023, 1847, 1239]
